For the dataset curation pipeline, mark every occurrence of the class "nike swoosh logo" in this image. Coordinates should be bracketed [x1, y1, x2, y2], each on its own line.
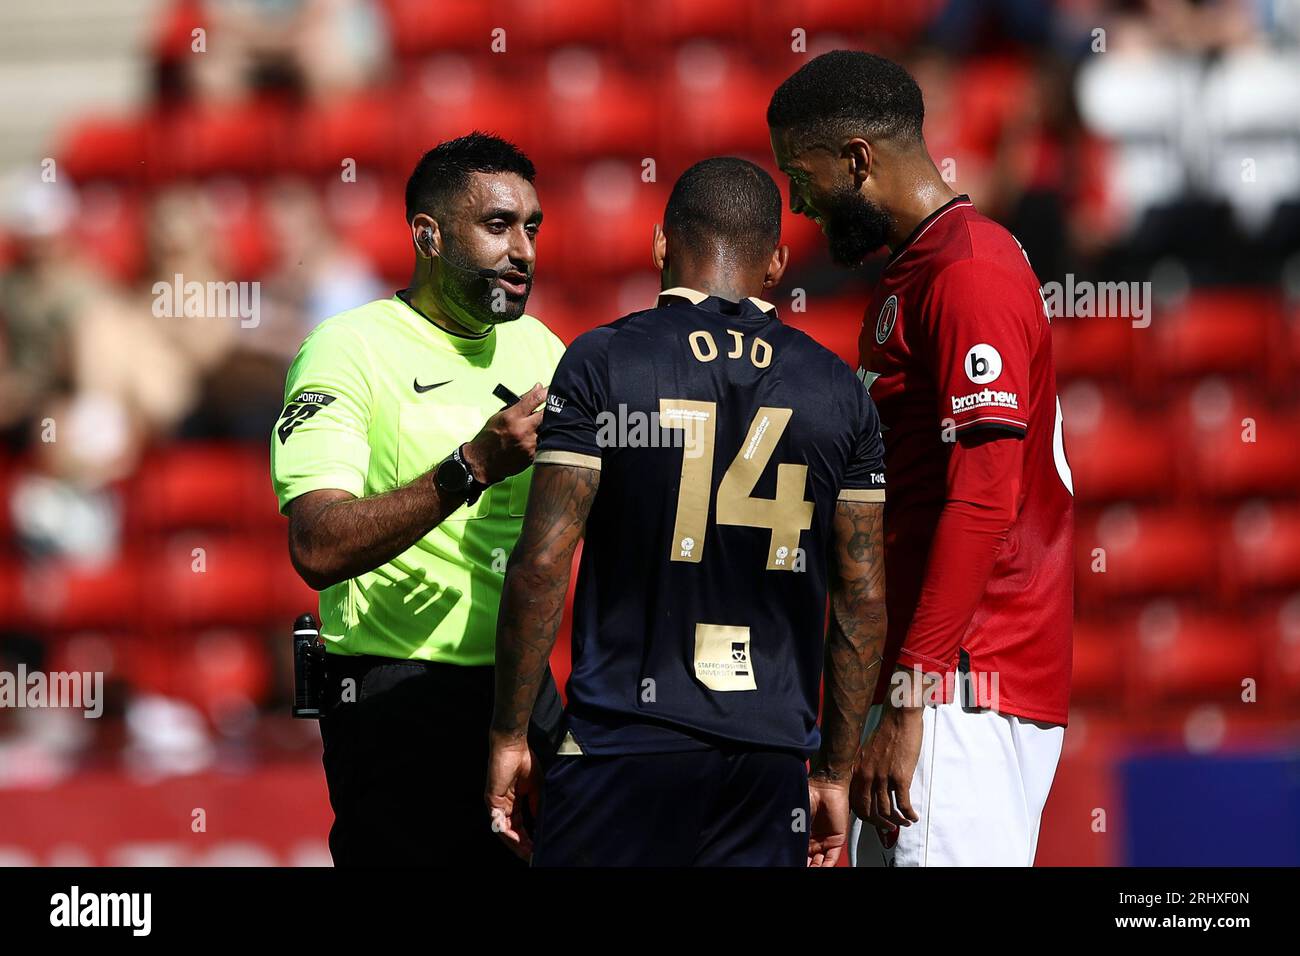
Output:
[413, 379, 452, 394]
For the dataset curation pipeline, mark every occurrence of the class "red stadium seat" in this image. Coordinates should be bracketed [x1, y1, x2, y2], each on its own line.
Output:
[1221, 503, 1300, 598]
[1268, 598, 1300, 702]
[1131, 605, 1260, 704]
[154, 537, 279, 629]
[58, 115, 148, 183]
[499, 0, 628, 51]
[641, 0, 754, 44]
[127, 443, 279, 534]
[174, 629, 272, 719]
[144, 99, 288, 180]
[1049, 314, 1136, 382]
[538, 53, 657, 160]
[1072, 615, 1133, 705]
[796, 0, 947, 38]
[1060, 383, 1179, 502]
[381, 0, 496, 57]
[45, 631, 171, 695]
[548, 166, 669, 278]
[1075, 505, 1221, 605]
[1151, 289, 1279, 384]
[396, 67, 532, 169]
[1175, 381, 1300, 499]
[287, 92, 400, 176]
[21, 557, 146, 633]
[659, 51, 774, 159]
[782, 295, 863, 367]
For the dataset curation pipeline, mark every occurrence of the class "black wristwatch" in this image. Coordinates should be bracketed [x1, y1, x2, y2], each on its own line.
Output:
[435, 443, 487, 505]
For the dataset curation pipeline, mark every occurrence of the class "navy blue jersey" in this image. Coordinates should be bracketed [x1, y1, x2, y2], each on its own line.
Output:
[535, 288, 886, 757]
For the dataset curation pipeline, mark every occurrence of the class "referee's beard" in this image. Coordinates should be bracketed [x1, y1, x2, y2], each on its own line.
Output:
[440, 262, 532, 331]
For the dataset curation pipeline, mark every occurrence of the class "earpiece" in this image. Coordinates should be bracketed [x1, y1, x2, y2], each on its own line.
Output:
[415, 224, 504, 280]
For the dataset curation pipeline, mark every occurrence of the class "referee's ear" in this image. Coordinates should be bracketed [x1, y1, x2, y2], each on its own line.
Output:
[411, 213, 440, 258]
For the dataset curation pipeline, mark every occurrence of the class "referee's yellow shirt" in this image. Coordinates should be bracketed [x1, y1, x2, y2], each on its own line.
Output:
[271, 295, 566, 664]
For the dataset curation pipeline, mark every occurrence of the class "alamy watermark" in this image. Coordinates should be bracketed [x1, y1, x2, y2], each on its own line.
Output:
[50, 886, 150, 936]
[152, 273, 260, 328]
[888, 665, 1001, 711]
[594, 403, 709, 458]
[1042, 274, 1152, 328]
[0, 666, 103, 718]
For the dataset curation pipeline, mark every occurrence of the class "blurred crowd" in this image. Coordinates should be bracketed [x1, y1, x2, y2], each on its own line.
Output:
[0, 0, 1298, 783]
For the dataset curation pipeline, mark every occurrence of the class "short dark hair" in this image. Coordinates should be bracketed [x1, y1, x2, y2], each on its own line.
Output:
[766, 50, 925, 146]
[663, 157, 782, 264]
[404, 131, 536, 222]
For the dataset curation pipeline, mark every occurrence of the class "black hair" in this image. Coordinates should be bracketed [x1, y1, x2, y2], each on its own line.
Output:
[404, 131, 536, 222]
[766, 50, 925, 145]
[663, 157, 782, 264]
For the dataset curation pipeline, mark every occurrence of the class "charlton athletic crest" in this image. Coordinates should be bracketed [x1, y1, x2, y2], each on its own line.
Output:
[875, 295, 898, 345]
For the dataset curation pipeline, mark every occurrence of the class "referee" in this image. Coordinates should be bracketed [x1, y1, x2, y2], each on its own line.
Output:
[271, 133, 565, 867]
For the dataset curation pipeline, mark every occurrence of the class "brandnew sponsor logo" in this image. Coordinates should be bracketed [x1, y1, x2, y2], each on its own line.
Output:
[951, 388, 1019, 413]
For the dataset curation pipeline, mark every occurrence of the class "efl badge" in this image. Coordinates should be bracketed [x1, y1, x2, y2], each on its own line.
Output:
[875, 294, 898, 345]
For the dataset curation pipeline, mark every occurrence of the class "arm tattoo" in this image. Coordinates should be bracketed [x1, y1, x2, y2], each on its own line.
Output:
[491, 463, 600, 738]
[812, 499, 887, 781]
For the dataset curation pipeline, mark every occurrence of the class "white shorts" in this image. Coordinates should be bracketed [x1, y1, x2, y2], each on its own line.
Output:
[849, 698, 1064, 867]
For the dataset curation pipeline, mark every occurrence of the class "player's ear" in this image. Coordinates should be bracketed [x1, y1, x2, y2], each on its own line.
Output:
[651, 223, 667, 272]
[844, 138, 872, 190]
[763, 244, 789, 289]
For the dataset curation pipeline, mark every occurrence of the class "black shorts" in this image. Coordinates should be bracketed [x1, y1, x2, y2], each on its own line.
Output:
[319, 653, 562, 868]
[532, 747, 809, 867]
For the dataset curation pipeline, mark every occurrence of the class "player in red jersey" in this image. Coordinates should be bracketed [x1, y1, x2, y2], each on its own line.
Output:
[769, 51, 1074, 866]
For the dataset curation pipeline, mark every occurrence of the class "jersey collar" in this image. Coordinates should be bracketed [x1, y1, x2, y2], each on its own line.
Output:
[885, 194, 973, 270]
[657, 286, 777, 318]
[392, 292, 496, 355]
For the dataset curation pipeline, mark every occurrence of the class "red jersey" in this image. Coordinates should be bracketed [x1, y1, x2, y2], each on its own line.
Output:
[859, 195, 1074, 725]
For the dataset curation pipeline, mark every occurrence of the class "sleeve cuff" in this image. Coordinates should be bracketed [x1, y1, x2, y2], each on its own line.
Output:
[535, 449, 602, 471]
[895, 647, 957, 673]
[274, 475, 365, 514]
[838, 488, 886, 503]
[954, 417, 1027, 437]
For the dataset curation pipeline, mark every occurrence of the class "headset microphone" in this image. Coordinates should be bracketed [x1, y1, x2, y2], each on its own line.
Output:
[418, 228, 507, 280]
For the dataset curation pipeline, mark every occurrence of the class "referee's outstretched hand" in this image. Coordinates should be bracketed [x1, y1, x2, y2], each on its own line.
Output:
[463, 383, 548, 486]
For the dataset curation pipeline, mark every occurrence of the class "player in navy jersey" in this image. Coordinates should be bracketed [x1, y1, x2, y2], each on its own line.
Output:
[485, 158, 889, 866]
[769, 51, 1074, 866]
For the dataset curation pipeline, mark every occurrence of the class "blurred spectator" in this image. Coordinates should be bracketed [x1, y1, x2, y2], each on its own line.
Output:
[73, 186, 237, 439]
[0, 176, 106, 446]
[1076, 0, 1300, 271]
[155, 0, 391, 103]
[256, 177, 385, 357]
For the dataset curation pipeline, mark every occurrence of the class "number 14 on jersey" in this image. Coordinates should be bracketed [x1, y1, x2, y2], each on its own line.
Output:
[660, 400, 814, 571]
